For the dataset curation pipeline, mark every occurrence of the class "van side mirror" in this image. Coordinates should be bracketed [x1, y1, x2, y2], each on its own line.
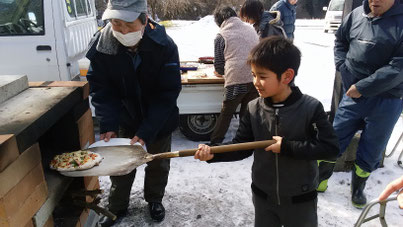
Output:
[323, 6, 328, 11]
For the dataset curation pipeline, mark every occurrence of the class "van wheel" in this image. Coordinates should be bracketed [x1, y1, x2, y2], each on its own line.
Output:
[179, 114, 218, 141]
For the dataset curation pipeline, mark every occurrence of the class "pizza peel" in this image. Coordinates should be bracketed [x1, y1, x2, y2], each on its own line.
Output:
[60, 139, 275, 177]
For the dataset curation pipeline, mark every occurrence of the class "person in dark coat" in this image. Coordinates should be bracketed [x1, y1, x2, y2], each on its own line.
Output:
[270, 0, 297, 39]
[318, 0, 403, 208]
[86, 0, 181, 225]
[240, 0, 287, 39]
[195, 37, 339, 227]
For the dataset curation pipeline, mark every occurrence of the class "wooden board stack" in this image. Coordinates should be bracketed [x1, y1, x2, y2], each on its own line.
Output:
[0, 76, 99, 227]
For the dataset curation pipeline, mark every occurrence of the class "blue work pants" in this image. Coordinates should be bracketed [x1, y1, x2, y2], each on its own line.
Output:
[333, 95, 403, 172]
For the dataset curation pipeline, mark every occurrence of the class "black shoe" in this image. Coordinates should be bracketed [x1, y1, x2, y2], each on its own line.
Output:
[351, 168, 369, 208]
[148, 202, 165, 222]
[98, 209, 127, 227]
[98, 215, 115, 227]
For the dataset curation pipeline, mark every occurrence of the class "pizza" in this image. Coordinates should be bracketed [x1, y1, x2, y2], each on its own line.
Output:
[50, 150, 103, 172]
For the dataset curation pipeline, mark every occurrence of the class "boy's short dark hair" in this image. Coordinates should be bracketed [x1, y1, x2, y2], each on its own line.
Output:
[214, 6, 237, 27]
[247, 36, 301, 81]
[240, 0, 264, 23]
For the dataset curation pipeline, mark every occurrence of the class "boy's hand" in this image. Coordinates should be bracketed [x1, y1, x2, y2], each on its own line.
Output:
[194, 144, 214, 161]
[265, 136, 282, 153]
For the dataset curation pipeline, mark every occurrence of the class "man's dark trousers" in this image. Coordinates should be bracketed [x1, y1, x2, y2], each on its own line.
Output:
[107, 128, 171, 213]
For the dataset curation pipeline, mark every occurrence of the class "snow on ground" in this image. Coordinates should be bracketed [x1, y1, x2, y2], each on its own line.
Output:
[98, 18, 403, 226]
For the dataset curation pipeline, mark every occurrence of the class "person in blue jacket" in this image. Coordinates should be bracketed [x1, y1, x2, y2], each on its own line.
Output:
[86, 0, 181, 225]
[319, 0, 403, 208]
[270, 0, 297, 40]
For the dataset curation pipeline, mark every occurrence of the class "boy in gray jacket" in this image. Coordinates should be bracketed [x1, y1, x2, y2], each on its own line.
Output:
[194, 37, 339, 227]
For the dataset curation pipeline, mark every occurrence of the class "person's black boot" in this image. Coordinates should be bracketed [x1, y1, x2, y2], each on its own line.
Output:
[98, 209, 127, 227]
[149, 202, 165, 222]
[98, 215, 115, 227]
[351, 165, 370, 208]
[317, 160, 336, 192]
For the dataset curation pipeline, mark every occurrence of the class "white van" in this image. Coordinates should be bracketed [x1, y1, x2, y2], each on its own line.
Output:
[0, 0, 97, 81]
[323, 0, 345, 33]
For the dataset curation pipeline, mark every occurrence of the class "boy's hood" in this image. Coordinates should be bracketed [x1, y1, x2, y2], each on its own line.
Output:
[258, 10, 283, 32]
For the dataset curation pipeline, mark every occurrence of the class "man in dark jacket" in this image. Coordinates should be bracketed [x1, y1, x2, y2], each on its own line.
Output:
[270, 0, 297, 39]
[86, 0, 181, 225]
[319, 0, 403, 208]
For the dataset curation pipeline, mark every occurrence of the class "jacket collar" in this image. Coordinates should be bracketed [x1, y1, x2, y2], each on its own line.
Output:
[264, 86, 302, 107]
[96, 20, 169, 55]
[283, 0, 297, 9]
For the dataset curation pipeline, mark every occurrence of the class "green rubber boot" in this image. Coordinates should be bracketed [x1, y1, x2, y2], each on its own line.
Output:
[351, 164, 370, 209]
[317, 160, 336, 192]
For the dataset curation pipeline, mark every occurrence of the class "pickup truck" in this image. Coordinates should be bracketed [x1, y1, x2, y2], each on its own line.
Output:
[79, 61, 226, 142]
[0, 0, 97, 81]
[177, 63, 225, 141]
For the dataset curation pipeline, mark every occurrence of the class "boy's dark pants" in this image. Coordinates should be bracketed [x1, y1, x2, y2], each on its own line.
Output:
[253, 191, 318, 227]
[107, 128, 171, 213]
[210, 83, 258, 144]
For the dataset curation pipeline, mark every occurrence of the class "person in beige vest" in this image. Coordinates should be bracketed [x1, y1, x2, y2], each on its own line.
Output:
[210, 6, 259, 145]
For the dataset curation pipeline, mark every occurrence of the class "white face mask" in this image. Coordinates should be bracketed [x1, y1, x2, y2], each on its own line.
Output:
[112, 29, 143, 47]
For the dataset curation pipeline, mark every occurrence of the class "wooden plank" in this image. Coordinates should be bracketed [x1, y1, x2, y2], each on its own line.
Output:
[77, 109, 95, 149]
[0, 143, 41, 198]
[23, 220, 35, 227]
[0, 181, 48, 227]
[0, 75, 28, 104]
[78, 209, 90, 227]
[42, 215, 54, 227]
[0, 135, 19, 172]
[182, 65, 224, 84]
[29, 81, 89, 100]
[0, 164, 45, 220]
[0, 87, 82, 152]
[185, 77, 225, 84]
[32, 171, 72, 227]
[83, 176, 100, 203]
[83, 176, 98, 190]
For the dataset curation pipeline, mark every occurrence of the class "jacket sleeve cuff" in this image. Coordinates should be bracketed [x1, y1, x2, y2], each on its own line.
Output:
[281, 138, 293, 157]
[99, 122, 119, 135]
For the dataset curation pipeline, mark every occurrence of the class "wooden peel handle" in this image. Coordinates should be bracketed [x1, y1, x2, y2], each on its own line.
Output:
[177, 140, 276, 157]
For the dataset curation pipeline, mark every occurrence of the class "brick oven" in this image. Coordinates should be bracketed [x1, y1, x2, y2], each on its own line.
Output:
[0, 76, 101, 227]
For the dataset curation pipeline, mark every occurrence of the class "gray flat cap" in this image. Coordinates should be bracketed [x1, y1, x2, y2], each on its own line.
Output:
[102, 0, 147, 22]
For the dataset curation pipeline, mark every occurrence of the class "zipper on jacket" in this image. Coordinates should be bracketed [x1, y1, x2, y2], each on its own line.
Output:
[274, 108, 281, 205]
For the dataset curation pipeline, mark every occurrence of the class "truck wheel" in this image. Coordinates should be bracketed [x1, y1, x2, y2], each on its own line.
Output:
[324, 29, 329, 33]
[179, 114, 218, 141]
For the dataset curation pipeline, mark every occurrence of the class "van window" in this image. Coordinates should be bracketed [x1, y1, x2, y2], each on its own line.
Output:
[329, 0, 345, 11]
[65, 0, 93, 20]
[0, 0, 44, 36]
